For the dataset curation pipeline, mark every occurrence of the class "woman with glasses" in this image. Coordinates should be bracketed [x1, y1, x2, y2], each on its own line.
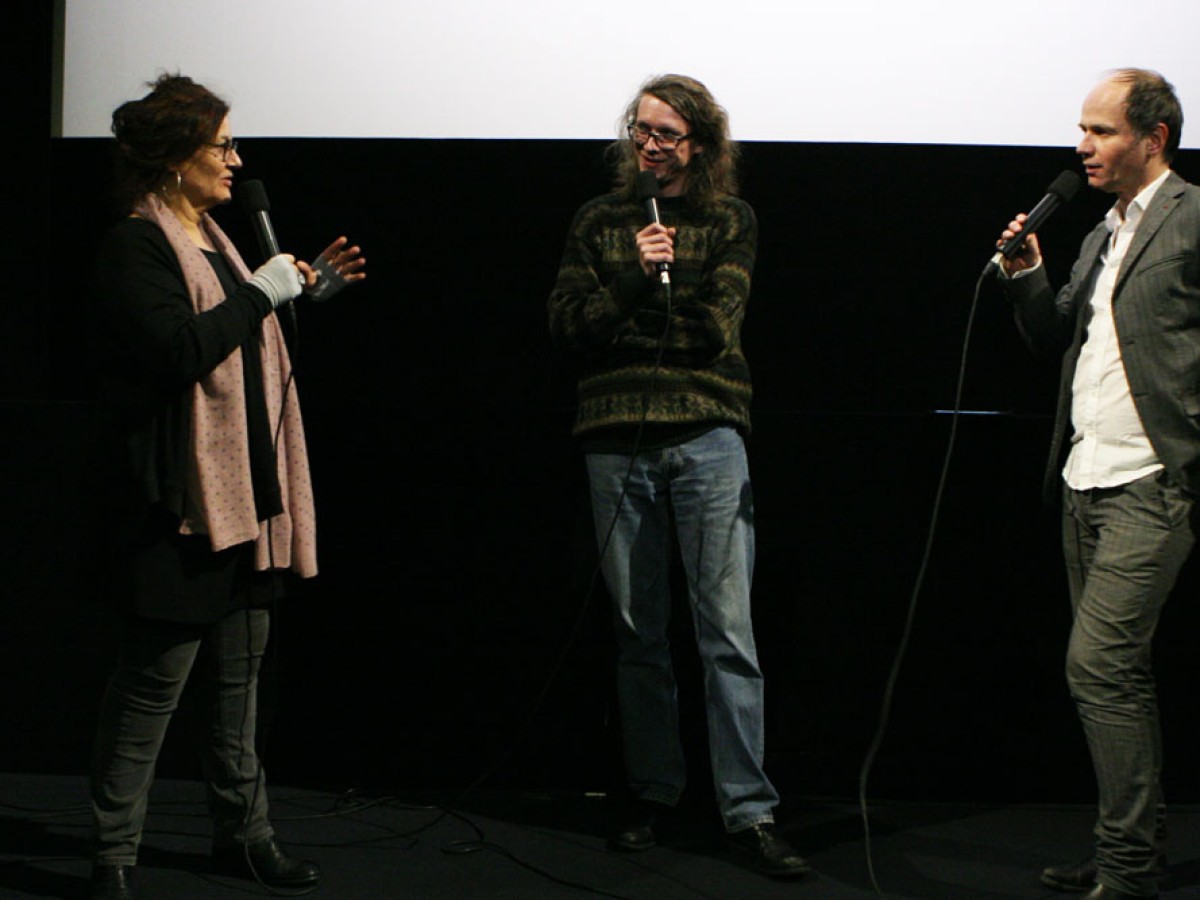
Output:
[86, 73, 363, 900]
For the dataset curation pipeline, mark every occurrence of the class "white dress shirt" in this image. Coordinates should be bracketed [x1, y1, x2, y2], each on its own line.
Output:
[1062, 169, 1172, 490]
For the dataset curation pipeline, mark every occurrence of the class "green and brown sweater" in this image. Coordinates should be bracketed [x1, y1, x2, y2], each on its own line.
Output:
[547, 191, 756, 450]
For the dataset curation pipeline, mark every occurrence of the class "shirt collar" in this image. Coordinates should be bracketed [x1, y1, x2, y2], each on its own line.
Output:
[1106, 168, 1171, 232]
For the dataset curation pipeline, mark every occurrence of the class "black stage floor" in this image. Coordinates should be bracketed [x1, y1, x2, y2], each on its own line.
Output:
[3, 773, 1200, 899]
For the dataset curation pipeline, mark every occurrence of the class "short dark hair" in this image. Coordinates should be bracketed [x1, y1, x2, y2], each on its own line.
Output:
[610, 73, 740, 208]
[110, 73, 229, 211]
[1109, 68, 1183, 162]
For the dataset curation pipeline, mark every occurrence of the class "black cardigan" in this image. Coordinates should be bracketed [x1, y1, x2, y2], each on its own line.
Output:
[88, 216, 283, 623]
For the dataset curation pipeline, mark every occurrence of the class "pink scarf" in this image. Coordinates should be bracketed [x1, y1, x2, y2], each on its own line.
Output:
[133, 193, 318, 577]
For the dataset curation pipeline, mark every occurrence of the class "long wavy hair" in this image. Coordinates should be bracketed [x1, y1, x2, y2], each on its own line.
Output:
[110, 73, 229, 212]
[609, 74, 740, 208]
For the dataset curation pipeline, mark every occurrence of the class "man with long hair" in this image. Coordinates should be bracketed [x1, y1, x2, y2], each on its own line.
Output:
[548, 74, 808, 878]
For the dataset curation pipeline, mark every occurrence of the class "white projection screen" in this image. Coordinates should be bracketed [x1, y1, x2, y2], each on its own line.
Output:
[57, 0, 1200, 148]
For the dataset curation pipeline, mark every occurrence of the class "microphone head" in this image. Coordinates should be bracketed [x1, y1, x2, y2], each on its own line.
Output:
[1047, 170, 1082, 204]
[635, 170, 661, 201]
[235, 179, 270, 213]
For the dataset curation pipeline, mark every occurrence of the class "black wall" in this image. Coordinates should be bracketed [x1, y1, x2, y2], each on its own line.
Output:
[8, 7, 1200, 807]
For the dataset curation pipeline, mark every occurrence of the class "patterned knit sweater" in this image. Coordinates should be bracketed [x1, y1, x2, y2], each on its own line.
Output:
[548, 192, 756, 441]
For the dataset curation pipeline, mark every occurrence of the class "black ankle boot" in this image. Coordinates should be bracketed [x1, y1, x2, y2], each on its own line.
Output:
[212, 837, 320, 888]
[89, 863, 135, 900]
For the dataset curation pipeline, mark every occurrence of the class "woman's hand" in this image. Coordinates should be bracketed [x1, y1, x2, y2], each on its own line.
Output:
[317, 236, 367, 283]
[302, 236, 366, 301]
[297, 259, 317, 290]
[249, 253, 305, 308]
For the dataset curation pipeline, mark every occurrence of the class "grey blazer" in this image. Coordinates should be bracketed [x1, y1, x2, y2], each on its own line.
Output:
[1006, 170, 1200, 501]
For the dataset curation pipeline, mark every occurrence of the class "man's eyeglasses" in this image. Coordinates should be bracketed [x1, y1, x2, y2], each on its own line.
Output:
[205, 138, 239, 161]
[627, 123, 691, 151]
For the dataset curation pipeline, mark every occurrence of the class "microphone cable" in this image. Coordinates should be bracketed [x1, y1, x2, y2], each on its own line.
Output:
[856, 264, 991, 897]
[189, 223, 299, 896]
[371, 250, 677, 900]
[233, 270, 310, 896]
[433, 274, 676, 817]
[423, 275, 673, 900]
[857, 172, 1080, 894]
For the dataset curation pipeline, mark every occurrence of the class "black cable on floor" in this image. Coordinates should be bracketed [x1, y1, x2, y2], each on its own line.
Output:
[857, 266, 992, 897]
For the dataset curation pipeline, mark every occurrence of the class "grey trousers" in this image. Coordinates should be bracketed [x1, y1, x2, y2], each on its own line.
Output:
[90, 609, 273, 865]
[1062, 470, 1194, 897]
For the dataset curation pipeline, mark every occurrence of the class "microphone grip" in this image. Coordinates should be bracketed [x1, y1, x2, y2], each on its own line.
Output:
[641, 197, 670, 285]
[996, 193, 1061, 259]
[249, 209, 297, 327]
[643, 197, 662, 227]
[252, 210, 281, 260]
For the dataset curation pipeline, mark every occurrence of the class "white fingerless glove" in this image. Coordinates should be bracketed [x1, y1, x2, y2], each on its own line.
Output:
[248, 254, 303, 308]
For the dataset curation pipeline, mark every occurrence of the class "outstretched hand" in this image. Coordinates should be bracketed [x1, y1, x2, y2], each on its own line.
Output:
[302, 236, 367, 302]
[315, 237, 367, 283]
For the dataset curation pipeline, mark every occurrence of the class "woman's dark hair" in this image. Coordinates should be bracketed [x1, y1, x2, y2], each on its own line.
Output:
[110, 73, 229, 211]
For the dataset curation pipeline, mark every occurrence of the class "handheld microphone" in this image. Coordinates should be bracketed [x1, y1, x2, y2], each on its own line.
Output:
[635, 170, 670, 286]
[235, 179, 281, 262]
[987, 170, 1082, 274]
[235, 179, 298, 325]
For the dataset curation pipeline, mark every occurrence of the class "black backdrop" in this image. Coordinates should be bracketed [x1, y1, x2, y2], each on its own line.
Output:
[7, 5, 1200, 809]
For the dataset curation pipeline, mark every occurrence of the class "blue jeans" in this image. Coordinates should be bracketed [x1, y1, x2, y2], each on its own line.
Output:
[90, 609, 274, 864]
[1062, 470, 1194, 896]
[586, 427, 779, 831]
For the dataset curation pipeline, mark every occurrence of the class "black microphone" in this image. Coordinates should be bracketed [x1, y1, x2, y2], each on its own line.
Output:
[235, 179, 298, 327]
[635, 170, 670, 286]
[235, 179, 281, 262]
[988, 170, 1083, 273]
